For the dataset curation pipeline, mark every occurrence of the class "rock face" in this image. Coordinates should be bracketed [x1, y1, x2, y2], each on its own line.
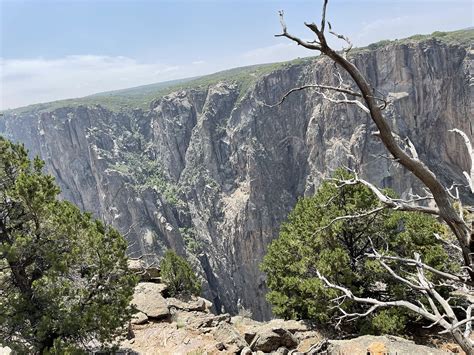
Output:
[1, 36, 472, 320]
[132, 283, 170, 319]
[327, 335, 450, 355]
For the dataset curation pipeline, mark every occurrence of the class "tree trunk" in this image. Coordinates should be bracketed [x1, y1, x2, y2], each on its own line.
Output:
[451, 328, 473, 355]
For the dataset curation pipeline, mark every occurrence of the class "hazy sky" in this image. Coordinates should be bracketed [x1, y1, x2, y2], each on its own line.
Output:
[1, 0, 472, 109]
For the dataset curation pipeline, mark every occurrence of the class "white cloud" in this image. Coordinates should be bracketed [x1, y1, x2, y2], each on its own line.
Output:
[240, 43, 313, 64]
[0, 47, 317, 110]
[353, 9, 471, 46]
[0, 55, 181, 109]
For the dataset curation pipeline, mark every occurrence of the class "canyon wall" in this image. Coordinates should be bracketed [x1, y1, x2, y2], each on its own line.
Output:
[1, 37, 472, 320]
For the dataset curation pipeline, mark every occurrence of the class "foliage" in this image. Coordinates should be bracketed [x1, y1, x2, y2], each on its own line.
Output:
[0, 137, 137, 353]
[261, 169, 454, 334]
[179, 227, 203, 254]
[116, 151, 182, 207]
[3, 61, 296, 114]
[160, 250, 201, 297]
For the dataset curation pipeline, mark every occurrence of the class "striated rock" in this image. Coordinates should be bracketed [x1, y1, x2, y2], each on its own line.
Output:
[2, 34, 472, 320]
[130, 311, 148, 325]
[127, 259, 161, 282]
[327, 335, 450, 355]
[250, 327, 298, 352]
[166, 296, 207, 312]
[131, 283, 169, 319]
[267, 319, 309, 333]
[213, 322, 248, 351]
[188, 313, 231, 330]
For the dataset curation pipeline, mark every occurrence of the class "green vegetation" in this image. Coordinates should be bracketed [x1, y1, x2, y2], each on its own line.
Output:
[179, 227, 203, 254]
[261, 169, 455, 335]
[3, 28, 471, 116]
[114, 151, 182, 207]
[4, 61, 305, 114]
[160, 250, 201, 297]
[362, 28, 473, 51]
[0, 137, 137, 353]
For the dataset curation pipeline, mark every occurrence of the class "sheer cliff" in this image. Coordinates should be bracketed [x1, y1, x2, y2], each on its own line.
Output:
[1, 32, 473, 320]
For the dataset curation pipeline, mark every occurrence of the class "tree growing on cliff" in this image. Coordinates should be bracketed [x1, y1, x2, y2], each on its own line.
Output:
[269, 0, 473, 352]
[161, 250, 201, 297]
[262, 169, 454, 334]
[0, 137, 137, 353]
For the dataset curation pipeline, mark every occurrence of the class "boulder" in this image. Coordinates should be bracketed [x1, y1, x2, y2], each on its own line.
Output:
[166, 296, 207, 312]
[267, 319, 309, 333]
[212, 322, 248, 351]
[204, 298, 213, 312]
[327, 335, 450, 355]
[132, 282, 169, 319]
[130, 311, 148, 325]
[127, 259, 161, 282]
[250, 328, 298, 353]
[189, 313, 231, 330]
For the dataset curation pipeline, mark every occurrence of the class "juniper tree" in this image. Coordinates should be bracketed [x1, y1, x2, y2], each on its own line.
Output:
[262, 169, 454, 334]
[0, 137, 137, 353]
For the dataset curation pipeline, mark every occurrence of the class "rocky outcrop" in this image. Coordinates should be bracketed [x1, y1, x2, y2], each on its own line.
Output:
[327, 335, 450, 355]
[1, 35, 472, 320]
[120, 275, 454, 354]
[132, 282, 170, 320]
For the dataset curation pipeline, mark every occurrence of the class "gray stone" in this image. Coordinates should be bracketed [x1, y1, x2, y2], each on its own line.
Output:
[250, 328, 298, 352]
[327, 335, 450, 355]
[166, 296, 206, 312]
[131, 282, 169, 319]
[2, 38, 471, 321]
[213, 322, 248, 351]
[130, 311, 148, 325]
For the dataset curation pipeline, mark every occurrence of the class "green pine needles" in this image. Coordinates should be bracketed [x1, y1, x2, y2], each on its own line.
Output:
[261, 168, 455, 335]
[160, 250, 201, 297]
[0, 137, 137, 353]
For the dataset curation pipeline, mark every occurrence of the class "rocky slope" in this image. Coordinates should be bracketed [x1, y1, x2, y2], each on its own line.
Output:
[1, 30, 473, 320]
[118, 261, 455, 354]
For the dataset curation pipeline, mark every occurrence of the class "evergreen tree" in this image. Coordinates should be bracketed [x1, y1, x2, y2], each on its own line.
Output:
[0, 137, 137, 353]
[261, 169, 454, 334]
[160, 250, 201, 297]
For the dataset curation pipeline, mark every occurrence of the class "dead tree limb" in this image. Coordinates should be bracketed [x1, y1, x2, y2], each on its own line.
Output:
[275, 0, 474, 281]
[317, 251, 474, 353]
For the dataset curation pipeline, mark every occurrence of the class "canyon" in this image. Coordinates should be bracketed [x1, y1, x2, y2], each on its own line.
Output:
[1, 30, 472, 320]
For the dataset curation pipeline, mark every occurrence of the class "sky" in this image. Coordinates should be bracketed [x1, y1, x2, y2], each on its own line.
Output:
[1, 0, 472, 110]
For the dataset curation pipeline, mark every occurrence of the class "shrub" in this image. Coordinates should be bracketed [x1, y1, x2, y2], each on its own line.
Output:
[261, 168, 454, 334]
[0, 137, 137, 353]
[160, 250, 201, 297]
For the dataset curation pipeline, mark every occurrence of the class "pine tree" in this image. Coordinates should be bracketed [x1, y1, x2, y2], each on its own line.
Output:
[0, 137, 137, 353]
[261, 169, 454, 334]
[160, 250, 201, 297]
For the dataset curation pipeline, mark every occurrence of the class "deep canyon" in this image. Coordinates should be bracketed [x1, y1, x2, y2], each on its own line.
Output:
[1, 31, 472, 320]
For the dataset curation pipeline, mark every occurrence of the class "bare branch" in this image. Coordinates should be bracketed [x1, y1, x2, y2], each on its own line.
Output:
[366, 253, 473, 286]
[313, 206, 385, 235]
[434, 233, 462, 253]
[320, 0, 328, 33]
[328, 22, 353, 58]
[439, 317, 474, 334]
[465, 304, 473, 338]
[276, 11, 322, 51]
[264, 83, 362, 107]
[316, 270, 441, 324]
[330, 175, 440, 215]
[405, 137, 419, 161]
